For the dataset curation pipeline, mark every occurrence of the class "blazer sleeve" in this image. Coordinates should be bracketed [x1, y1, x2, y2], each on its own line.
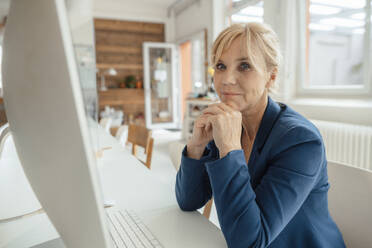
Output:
[175, 144, 215, 211]
[205, 126, 324, 248]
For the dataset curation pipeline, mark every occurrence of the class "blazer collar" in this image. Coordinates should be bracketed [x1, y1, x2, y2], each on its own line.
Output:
[254, 96, 283, 153]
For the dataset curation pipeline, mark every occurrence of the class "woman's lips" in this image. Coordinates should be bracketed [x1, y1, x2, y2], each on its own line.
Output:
[222, 92, 241, 96]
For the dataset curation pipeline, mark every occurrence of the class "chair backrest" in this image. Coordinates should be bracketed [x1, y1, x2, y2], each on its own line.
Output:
[0, 123, 9, 134]
[115, 125, 128, 147]
[327, 161, 372, 248]
[203, 199, 213, 220]
[99, 117, 112, 134]
[0, 124, 11, 158]
[127, 124, 154, 169]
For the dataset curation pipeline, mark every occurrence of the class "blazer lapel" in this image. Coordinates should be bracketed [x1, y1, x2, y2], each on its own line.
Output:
[247, 97, 283, 184]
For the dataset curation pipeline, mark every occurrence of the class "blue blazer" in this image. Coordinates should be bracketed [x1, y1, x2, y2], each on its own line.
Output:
[176, 97, 345, 248]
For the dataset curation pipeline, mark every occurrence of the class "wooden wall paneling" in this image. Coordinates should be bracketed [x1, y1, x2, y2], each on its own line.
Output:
[96, 52, 143, 65]
[96, 45, 142, 54]
[95, 19, 164, 85]
[95, 18, 165, 124]
[99, 89, 145, 123]
[94, 19, 164, 35]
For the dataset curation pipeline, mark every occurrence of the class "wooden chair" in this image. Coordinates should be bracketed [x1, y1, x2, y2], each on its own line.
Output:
[203, 199, 213, 220]
[127, 124, 154, 169]
[115, 125, 128, 147]
[99, 117, 112, 134]
[0, 123, 10, 158]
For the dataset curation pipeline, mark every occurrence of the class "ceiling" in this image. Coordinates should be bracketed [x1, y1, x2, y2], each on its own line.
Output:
[0, 0, 181, 22]
[0, 0, 183, 22]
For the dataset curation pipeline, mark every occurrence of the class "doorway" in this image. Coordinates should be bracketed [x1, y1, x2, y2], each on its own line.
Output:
[179, 41, 192, 121]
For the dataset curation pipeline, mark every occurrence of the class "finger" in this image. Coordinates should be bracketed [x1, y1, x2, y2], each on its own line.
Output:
[195, 122, 205, 128]
[200, 112, 213, 118]
[205, 122, 212, 131]
[205, 103, 235, 115]
[215, 102, 235, 113]
[202, 105, 227, 116]
[204, 103, 227, 113]
[195, 120, 206, 128]
[195, 115, 211, 128]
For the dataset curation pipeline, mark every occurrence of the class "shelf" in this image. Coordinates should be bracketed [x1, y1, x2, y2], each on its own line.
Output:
[152, 116, 173, 123]
[96, 45, 141, 54]
[99, 88, 143, 92]
[96, 63, 143, 70]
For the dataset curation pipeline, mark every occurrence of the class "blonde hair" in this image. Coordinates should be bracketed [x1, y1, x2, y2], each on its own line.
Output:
[211, 23, 282, 78]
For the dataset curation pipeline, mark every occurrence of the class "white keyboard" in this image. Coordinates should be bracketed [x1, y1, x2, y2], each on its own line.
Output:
[107, 209, 163, 248]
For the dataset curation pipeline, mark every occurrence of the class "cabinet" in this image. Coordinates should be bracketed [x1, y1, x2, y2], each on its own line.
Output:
[143, 42, 180, 129]
[183, 98, 217, 140]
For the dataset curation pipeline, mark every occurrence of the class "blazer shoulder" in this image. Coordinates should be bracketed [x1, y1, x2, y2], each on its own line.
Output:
[270, 104, 323, 153]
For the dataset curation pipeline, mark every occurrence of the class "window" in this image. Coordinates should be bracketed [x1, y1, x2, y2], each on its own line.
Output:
[303, 0, 372, 93]
[226, 0, 264, 25]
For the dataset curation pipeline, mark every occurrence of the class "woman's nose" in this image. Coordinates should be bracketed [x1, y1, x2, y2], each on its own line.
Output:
[223, 69, 237, 85]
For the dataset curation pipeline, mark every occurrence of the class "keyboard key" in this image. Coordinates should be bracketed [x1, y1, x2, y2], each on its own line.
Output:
[106, 209, 163, 248]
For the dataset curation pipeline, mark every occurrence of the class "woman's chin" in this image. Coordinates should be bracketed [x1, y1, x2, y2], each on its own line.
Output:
[222, 99, 241, 111]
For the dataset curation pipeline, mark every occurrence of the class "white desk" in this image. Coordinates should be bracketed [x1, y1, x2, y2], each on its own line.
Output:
[0, 125, 226, 248]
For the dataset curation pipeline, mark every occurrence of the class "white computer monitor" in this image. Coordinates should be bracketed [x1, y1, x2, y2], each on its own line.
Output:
[2, 0, 112, 247]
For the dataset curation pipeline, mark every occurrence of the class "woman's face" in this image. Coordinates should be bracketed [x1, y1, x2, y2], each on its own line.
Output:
[213, 36, 271, 112]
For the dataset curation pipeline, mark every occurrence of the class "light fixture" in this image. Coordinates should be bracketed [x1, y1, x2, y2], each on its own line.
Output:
[107, 68, 117, 76]
[310, 4, 341, 15]
[231, 15, 263, 23]
[320, 17, 364, 28]
[310, 0, 365, 9]
[240, 6, 264, 16]
[99, 68, 117, 91]
[309, 23, 335, 31]
[156, 56, 163, 64]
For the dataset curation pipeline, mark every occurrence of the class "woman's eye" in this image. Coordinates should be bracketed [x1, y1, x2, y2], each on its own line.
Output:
[216, 63, 226, 71]
[239, 62, 251, 71]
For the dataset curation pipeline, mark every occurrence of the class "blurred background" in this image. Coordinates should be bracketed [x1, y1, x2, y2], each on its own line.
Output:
[0, 0, 371, 172]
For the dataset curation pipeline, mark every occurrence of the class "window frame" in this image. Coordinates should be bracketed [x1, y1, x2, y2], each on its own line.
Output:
[225, 0, 264, 26]
[297, 0, 372, 98]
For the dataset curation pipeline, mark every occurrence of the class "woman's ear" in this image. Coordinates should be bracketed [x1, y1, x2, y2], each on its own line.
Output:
[266, 67, 278, 89]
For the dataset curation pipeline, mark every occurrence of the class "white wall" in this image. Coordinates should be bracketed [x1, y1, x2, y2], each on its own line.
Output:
[174, 0, 213, 51]
[92, 0, 218, 56]
[93, 0, 175, 42]
[94, 0, 167, 23]
[67, 0, 95, 46]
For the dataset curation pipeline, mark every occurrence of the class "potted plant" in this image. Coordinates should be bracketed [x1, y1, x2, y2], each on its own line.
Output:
[125, 75, 136, 88]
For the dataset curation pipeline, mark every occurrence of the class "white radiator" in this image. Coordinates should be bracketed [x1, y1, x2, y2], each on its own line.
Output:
[311, 120, 372, 171]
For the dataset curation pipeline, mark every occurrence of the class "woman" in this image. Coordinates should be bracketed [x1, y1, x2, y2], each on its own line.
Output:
[175, 23, 345, 248]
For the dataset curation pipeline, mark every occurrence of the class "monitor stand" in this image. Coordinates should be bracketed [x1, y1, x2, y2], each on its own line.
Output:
[31, 238, 65, 248]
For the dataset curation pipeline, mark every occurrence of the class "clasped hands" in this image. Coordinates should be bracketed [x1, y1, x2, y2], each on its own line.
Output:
[187, 102, 242, 160]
